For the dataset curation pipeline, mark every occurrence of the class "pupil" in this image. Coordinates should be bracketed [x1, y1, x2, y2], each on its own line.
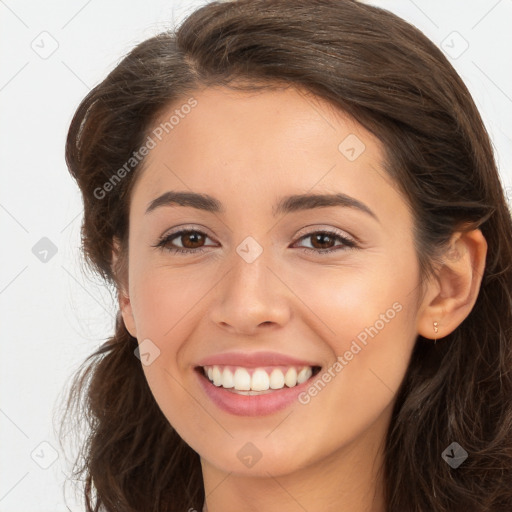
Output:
[314, 233, 332, 248]
[185, 232, 203, 248]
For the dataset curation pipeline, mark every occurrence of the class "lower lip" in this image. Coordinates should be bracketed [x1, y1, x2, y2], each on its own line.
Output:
[195, 368, 319, 417]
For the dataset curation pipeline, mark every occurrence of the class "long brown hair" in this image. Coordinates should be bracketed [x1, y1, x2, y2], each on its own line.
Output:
[59, 1, 512, 510]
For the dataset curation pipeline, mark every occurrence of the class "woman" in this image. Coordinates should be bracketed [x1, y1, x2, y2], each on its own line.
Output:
[60, 0, 512, 510]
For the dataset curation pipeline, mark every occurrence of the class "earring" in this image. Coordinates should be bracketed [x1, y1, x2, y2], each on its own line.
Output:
[433, 321, 439, 344]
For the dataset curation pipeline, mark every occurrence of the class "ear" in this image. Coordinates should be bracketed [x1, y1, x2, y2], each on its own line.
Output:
[416, 228, 487, 341]
[112, 237, 137, 338]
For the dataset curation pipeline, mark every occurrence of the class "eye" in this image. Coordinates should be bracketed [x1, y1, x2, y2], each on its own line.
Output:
[153, 229, 217, 254]
[153, 228, 358, 256]
[292, 230, 358, 254]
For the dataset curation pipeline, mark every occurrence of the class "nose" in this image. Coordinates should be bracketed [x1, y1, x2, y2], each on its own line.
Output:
[208, 244, 292, 335]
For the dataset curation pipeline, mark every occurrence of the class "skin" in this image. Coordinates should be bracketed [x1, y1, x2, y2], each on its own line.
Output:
[114, 84, 487, 512]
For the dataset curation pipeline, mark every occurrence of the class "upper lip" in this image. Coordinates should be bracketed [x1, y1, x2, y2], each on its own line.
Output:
[195, 351, 321, 368]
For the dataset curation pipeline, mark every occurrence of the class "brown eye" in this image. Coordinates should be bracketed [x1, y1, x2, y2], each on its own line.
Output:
[155, 230, 216, 254]
[309, 233, 336, 249]
[179, 231, 207, 249]
[294, 230, 357, 254]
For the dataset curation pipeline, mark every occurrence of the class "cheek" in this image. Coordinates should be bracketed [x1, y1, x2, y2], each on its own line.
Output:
[130, 262, 215, 343]
[129, 264, 220, 418]
[290, 255, 419, 428]
[131, 267, 211, 435]
[286, 253, 416, 347]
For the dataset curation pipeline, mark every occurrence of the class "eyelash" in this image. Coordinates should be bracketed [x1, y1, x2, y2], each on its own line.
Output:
[153, 228, 358, 255]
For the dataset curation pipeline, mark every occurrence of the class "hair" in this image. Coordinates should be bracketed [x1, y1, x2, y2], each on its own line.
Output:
[59, 0, 512, 510]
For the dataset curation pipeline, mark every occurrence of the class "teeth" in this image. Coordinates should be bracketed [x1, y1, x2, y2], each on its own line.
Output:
[233, 368, 251, 390]
[269, 368, 285, 389]
[297, 367, 311, 384]
[284, 367, 297, 387]
[202, 365, 314, 391]
[212, 366, 222, 386]
[251, 369, 269, 391]
[222, 367, 234, 388]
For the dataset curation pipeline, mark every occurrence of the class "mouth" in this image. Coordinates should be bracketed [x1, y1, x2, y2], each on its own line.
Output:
[195, 364, 322, 394]
[193, 364, 322, 416]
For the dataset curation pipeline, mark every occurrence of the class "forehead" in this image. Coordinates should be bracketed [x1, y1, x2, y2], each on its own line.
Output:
[129, 85, 409, 224]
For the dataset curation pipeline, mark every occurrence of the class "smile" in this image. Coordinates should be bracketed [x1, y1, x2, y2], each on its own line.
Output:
[194, 364, 322, 416]
[202, 364, 319, 391]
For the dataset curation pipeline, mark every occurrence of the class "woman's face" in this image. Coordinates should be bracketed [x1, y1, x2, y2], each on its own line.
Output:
[119, 85, 426, 478]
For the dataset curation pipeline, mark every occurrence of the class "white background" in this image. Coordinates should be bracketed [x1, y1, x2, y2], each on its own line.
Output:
[1, 1, 511, 511]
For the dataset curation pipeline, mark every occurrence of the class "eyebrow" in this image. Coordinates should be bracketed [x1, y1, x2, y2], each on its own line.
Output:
[145, 190, 379, 222]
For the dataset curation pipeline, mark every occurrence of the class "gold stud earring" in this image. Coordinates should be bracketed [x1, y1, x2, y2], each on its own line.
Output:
[433, 321, 439, 344]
